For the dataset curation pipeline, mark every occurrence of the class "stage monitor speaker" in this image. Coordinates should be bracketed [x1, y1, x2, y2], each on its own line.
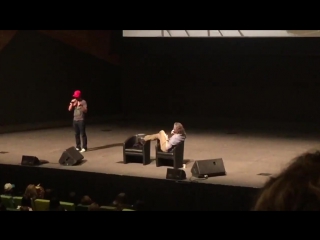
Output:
[191, 158, 226, 178]
[59, 147, 84, 166]
[166, 168, 186, 180]
[21, 155, 40, 166]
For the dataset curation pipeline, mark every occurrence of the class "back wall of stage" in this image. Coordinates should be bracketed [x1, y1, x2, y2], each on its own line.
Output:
[122, 36, 320, 125]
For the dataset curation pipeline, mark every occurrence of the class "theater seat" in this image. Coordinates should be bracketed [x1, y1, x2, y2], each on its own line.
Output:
[100, 206, 117, 211]
[34, 199, 50, 211]
[13, 196, 23, 207]
[75, 204, 89, 211]
[60, 201, 75, 211]
[0, 195, 15, 208]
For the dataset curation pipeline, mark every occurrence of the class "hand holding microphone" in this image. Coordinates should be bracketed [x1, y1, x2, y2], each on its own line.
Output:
[70, 99, 77, 107]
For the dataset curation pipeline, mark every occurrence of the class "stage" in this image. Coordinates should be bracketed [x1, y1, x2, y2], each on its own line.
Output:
[1, 118, 319, 189]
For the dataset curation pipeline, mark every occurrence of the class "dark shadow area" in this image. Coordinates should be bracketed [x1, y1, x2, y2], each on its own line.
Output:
[282, 134, 298, 139]
[0, 151, 9, 154]
[226, 130, 238, 135]
[116, 158, 156, 165]
[122, 37, 320, 131]
[117, 158, 156, 164]
[50, 159, 88, 167]
[183, 159, 192, 165]
[157, 159, 173, 167]
[257, 173, 272, 176]
[73, 160, 87, 166]
[122, 37, 320, 56]
[87, 143, 123, 152]
[0, 30, 121, 125]
[39, 160, 49, 165]
[20, 161, 49, 167]
[120, 155, 143, 164]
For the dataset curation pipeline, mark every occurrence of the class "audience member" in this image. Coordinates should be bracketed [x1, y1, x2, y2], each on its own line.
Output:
[133, 200, 145, 211]
[111, 192, 127, 210]
[44, 189, 55, 200]
[88, 203, 100, 211]
[17, 195, 33, 211]
[49, 197, 66, 211]
[3, 183, 15, 207]
[253, 150, 320, 211]
[67, 192, 78, 205]
[24, 184, 38, 200]
[3, 183, 15, 196]
[55, 205, 66, 211]
[0, 183, 143, 211]
[35, 184, 45, 199]
[80, 195, 93, 205]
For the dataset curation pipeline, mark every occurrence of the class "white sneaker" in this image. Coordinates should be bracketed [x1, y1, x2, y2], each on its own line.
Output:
[80, 148, 86, 153]
[76, 148, 80, 151]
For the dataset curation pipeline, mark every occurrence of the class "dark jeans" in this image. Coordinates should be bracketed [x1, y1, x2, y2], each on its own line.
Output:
[73, 120, 87, 150]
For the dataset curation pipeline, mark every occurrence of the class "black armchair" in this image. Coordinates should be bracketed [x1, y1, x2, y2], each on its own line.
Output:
[123, 134, 151, 165]
[155, 139, 185, 169]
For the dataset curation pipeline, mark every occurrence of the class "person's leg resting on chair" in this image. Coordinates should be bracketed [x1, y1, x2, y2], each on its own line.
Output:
[143, 130, 168, 152]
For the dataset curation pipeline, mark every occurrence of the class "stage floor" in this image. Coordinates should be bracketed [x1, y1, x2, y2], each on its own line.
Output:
[1, 120, 320, 188]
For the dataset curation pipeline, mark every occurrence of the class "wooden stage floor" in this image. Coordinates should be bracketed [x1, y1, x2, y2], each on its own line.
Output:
[1, 119, 320, 189]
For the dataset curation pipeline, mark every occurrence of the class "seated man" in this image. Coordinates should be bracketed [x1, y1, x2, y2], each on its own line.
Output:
[142, 122, 186, 152]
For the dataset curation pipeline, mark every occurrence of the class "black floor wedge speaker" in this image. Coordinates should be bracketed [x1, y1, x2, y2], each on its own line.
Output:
[191, 158, 226, 178]
[59, 147, 84, 166]
[166, 168, 186, 180]
[21, 155, 40, 166]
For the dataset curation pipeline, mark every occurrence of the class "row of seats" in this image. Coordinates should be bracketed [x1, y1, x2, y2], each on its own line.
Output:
[1, 195, 135, 211]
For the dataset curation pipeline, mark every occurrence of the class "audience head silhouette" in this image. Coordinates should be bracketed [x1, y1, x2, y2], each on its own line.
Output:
[21, 195, 32, 208]
[253, 150, 320, 211]
[49, 197, 63, 211]
[24, 184, 38, 199]
[88, 203, 100, 211]
[80, 195, 93, 205]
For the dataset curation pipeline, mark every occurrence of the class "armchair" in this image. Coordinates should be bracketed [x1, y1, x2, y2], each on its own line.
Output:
[155, 139, 185, 169]
[123, 134, 151, 165]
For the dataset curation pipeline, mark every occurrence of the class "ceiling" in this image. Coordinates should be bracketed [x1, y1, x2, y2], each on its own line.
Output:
[123, 30, 320, 37]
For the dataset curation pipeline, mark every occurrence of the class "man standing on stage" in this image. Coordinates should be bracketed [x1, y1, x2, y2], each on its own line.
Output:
[68, 90, 88, 152]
